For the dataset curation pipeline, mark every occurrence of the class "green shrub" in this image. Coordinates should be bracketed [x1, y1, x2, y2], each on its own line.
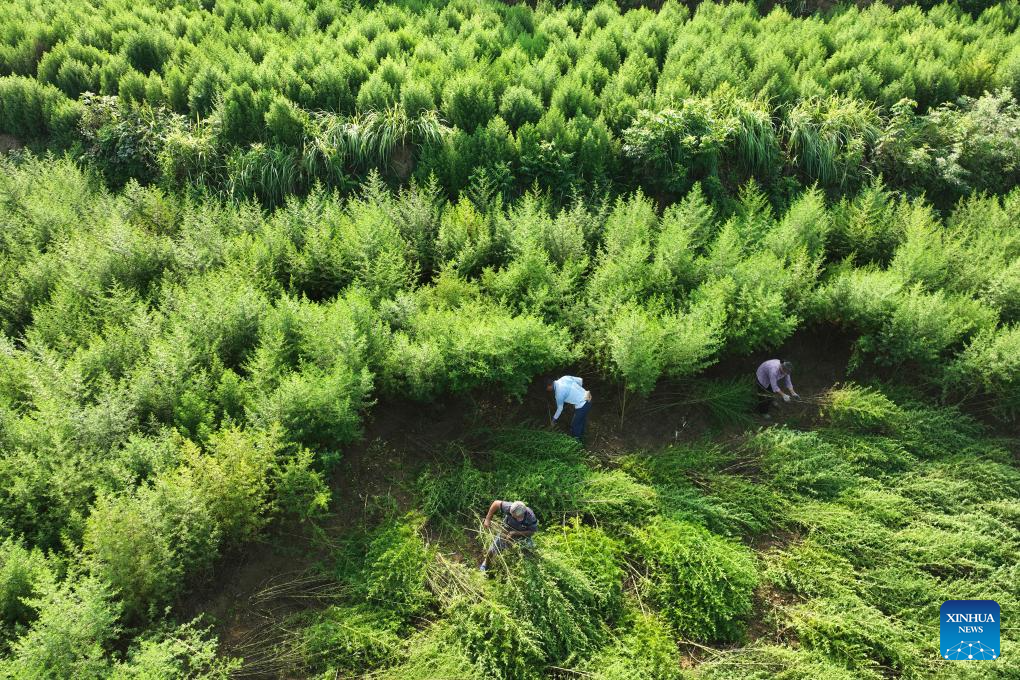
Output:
[606, 304, 665, 397]
[491, 457, 590, 520]
[84, 470, 221, 619]
[577, 470, 657, 527]
[0, 538, 55, 650]
[274, 447, 331, 524]
[382, 298, 574, 400]
[219, 83, 270, 146]
[828, 179, 900, 265]
[785, 502, 893, 569]
[250, 362, 372, 454]
[869, 285, 996, 369]
[499, 85, 543, 129]
[111, 620, 238, 679]
[496, 521, 623, 665]
[0, 76, 71, 138]
[947, 325, 1020, 420]
[622, 101, 728, 194]
[2, 576, 120, 679]
[417, 458, 489, 521]
[178, 426, 281, 546]
[631, 517, 758, 642]
[358, 513, 436, 619]
[436, 197, 497, 277]
[265, 95, 308, 147]
[447, 596, 544, 680]
[765, 540, 857, 600]
[443, 73, 496, 132]
[370, 623, 478, 680]
[122, 30, 172, 75]
[580, 607, 681, 680]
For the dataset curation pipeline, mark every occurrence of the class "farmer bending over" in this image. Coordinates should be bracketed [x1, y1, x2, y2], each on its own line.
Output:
[479, 500, 538, 572]
[755, 359, 799, 418]
[548, 375, 592, 442]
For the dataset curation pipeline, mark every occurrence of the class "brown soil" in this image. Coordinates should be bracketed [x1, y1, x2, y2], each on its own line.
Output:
[186, 327, 854, 673]
[0, 134, 24, 154]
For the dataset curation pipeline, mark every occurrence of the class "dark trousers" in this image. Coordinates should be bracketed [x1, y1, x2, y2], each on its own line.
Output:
[756, 381, 774, 414]
[571, 400, 591, 440]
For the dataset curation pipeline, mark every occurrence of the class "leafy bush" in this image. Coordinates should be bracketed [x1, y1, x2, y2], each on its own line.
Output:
[264, 95, 308, 147]
[946, 325, 1020, 420]
[443, 73, 496, 132]
[382, 298, 574, 400]
[630, 517, 758, 642]
[111, 620, 238, 679]
[250, 362, 372, 454]
[178, 426, 280, 546]
[751, 427, 860, 499]
[447, 596, 544, 680]
[356, 513, 436, 619]
[622, 102, 729, 194]
[577, 470, 657, 528]
[274, 447, 331, 524]
[84, 470, 221, 619]
[0, 76, 69, 138]
[499, 86, 543, 130]
[0, 538, 55, 650]
[1, 576, 120, 678]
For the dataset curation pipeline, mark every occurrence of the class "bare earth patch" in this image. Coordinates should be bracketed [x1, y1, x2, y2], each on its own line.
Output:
[0, 134, 23, 154]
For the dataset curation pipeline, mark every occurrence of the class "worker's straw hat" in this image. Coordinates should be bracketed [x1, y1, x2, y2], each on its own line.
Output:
[509, 501, 527, 518]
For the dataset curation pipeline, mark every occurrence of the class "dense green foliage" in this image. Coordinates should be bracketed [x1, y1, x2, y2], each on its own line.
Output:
[2, 132, 1019, 674]
[3, 1, 1020, 204]
[2, 0, 1020, 677]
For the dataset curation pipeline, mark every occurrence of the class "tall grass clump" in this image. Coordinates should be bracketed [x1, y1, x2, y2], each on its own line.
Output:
[784, 96, 882, 191]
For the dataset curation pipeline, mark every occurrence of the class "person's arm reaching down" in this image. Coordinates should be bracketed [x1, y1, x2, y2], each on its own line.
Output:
[784, 373, 798, 398]
[552, 383, 565, 421]
[769, 367, 782, 394]
[770, 365, 791, 401]
[482, 500, 502, 529]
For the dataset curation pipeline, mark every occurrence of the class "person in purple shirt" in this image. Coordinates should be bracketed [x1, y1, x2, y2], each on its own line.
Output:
[755, 359, 799, 417]
[479, 500, 538, 572]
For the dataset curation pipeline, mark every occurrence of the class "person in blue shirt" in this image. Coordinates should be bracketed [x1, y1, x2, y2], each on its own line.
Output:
[547, 375, 592, 442]
[479, 500, 538, 572]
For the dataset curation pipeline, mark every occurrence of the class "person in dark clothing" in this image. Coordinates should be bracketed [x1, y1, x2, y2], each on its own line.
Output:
[479, 499, 538, 571]
[755, 359, 799, 417]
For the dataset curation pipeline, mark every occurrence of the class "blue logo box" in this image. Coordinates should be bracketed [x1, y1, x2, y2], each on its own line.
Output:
[941, 600, 1000, 661]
